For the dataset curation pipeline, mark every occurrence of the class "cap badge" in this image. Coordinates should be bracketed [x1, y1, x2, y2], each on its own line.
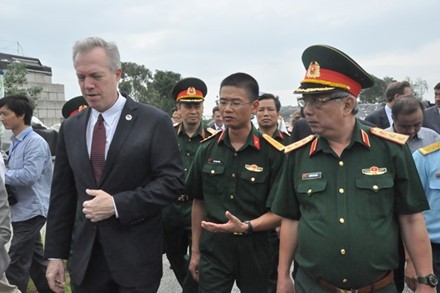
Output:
[362, 166, 387, 176]
[125, 114, 132, 121]
[245, 164, 263, 172]
[187, 87, 196, 95]
[306, 61, 321, 78]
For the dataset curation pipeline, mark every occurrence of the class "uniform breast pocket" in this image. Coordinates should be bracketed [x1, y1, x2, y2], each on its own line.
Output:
[355, 175, 394, 218]
[428, 179, 440, 211]
[296, 179, 328, 220]
[202, 164, 225, 193]
[239, 170, 268, 205]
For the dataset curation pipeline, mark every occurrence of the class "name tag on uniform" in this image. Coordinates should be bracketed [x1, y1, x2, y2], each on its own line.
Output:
[302, 172, 322, 180]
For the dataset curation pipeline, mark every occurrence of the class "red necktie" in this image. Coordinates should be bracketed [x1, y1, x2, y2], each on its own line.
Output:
[91, 114, 106, 183]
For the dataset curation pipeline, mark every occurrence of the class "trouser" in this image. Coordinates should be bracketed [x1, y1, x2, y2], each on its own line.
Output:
[6, 215, 51, 293]
[267, 229, 279, 293]
[294, 267, 398, 293]
[0, 274, 21, 293]
[432, 242, 440, 293]
[162, 201, 198, 293]
[198, 231, 271, 293]
[394, 234, 405, 292]
[71, 240, 160, 293]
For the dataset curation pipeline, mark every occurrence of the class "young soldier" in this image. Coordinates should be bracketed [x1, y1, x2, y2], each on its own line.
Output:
[186, 73, 284, 292]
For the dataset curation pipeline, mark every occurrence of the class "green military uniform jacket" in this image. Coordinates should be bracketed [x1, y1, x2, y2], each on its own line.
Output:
[271, 129, 290, 146]
[186, 125, 284, 223]
[175, 122, 216, 178]
[272, 119, 429, 288]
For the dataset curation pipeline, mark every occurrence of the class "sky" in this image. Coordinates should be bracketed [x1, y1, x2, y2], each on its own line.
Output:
[1, 0, 439, 116]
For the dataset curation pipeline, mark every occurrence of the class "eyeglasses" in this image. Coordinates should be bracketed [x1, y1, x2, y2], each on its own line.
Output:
[297, 96, 345, 108]
[218, 99, 253, 109]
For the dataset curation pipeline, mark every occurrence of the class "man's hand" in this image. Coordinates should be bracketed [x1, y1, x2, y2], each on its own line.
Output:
[405, 258, 417, 291]
[189, 250, 201, 282]
[201, 211, 248, 234]
[46, 259, 65, 293]
[82, 189, 115, 222]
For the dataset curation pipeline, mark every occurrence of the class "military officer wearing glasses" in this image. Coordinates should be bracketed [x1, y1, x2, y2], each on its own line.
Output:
[272, 45, 436, 293]
[186, 72, 284, 293]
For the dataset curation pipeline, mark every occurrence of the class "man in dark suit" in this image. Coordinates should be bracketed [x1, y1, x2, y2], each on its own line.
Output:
[364, 81, 412, 129]
[44, 37, 184, 292]
[423, 82, 440, 134]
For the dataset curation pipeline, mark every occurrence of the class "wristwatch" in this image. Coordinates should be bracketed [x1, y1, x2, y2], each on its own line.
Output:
[243, 220, 253, 235]
[417, 274, 439, 287]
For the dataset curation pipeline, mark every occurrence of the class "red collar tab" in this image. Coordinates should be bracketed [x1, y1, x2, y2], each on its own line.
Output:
[361, 129, 371, 148]
[253, 134, 260, 150]
[309, 137, 319, 156]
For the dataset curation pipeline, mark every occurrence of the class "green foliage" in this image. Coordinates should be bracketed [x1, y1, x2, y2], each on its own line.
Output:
[3, 62, 42, 106]
[359, 75, 394, 104]
[119, 62, 181, 114]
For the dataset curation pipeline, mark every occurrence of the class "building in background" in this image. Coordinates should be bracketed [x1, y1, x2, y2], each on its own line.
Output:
[0, 52, 64, 127]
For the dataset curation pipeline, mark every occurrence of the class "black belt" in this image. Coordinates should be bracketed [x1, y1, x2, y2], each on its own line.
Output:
[310, 271, 394, 293]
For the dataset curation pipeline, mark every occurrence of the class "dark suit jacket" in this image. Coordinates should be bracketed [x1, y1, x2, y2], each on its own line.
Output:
[423, 106, 440, 134]
[44, 96, 184, 287]
[364, 107, 390, 129]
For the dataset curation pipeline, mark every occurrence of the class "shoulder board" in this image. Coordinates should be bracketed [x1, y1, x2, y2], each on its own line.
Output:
[418, 141, 440, 156]
[262, 133, 285, 151]
[200, 130, 221, 143]
[282, 131, 291, 137]
[284, 134, 315, 154]
[370, 127, 408, 145]
[206, 127, 218, 136]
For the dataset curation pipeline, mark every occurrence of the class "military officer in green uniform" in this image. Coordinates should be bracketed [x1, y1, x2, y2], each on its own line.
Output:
[186, 72, 285, 293]
[257, 93, 290, 146]
[256, 92, 289, 292]
[163, 77, 214, 292]
[272, 45, 436, 293]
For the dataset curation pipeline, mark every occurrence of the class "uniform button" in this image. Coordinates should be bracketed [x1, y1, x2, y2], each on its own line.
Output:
[339, 161, 344, 167]
[340, 249, 346, 255]
[342, 278, 348, 283]
[234, 153, 238, 157]
[339, 218, 345, 224]
[307, 189, 312, 195]
[251, 177, 255, 182]
[339, 188, 344, 194]
[188, 138, 191, 142]
[232, 173, 236, 178]
[184, 168, 188, 172]
[210, 170, 215, 174]
[372, 185, 379, 191]
[186, 153, 190, 156]
[230, 195, 234, 199]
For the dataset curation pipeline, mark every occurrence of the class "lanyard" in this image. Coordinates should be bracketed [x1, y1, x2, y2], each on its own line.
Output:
[8, 130, 33, 161]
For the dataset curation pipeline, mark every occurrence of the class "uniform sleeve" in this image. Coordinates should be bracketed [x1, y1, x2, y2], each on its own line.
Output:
[270, 153, 301, 220]
[185, 144, 205, 200]
[266, 148, 285, 209]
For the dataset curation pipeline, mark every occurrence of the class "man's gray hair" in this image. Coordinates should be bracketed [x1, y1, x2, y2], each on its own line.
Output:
[331, 90, 358, 115]
[72, 37, 121, 72]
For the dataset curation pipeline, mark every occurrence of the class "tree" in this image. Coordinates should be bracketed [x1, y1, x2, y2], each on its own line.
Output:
[359, 74, 392, 104]
[405, 76, 428, 100]
[119, 62, 181, 113]
[4, 62, 42, 106]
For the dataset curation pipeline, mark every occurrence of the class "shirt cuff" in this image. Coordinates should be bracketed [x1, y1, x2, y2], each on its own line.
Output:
[112, 197, 119, 218]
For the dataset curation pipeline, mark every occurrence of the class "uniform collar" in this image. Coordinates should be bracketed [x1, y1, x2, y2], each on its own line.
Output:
[217, 123, 261, 151]
[309, 119, 371, 156]
[177, 122, 206, 138]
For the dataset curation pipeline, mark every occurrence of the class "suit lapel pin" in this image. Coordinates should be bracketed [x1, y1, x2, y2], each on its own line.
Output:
[125, 114, 132, 121]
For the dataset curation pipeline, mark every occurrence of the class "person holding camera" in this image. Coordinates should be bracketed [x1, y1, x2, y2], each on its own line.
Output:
[0, 95, 53, 293]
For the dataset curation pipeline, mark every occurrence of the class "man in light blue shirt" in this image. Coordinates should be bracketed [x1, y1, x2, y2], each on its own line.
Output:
[0, 94, 52, 293]
[412, 142, 440, 292]
[386, 95, 440, 153]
